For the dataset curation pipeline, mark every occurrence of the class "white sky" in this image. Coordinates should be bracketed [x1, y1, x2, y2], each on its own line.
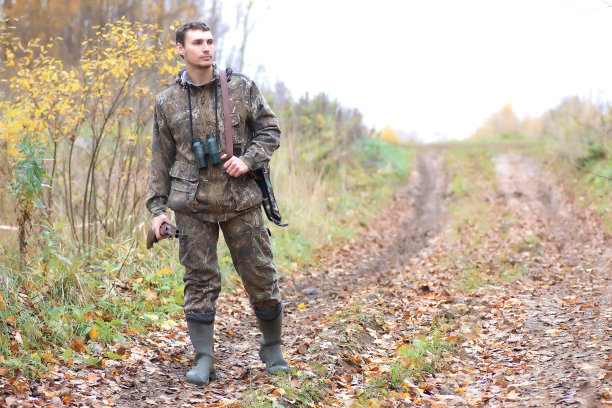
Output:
[226, 0, 612, 142]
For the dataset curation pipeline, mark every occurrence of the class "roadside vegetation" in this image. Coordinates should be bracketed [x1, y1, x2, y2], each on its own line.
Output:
[471, 98, 611, 231]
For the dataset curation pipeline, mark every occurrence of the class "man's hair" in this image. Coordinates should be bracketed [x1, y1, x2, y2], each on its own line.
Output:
[175, 22, 211, 46]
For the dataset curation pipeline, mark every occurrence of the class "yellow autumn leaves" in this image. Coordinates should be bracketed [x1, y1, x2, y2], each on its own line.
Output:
[0, 17, 181, 164]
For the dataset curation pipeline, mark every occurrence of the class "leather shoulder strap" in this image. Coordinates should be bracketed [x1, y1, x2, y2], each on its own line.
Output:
[219, 69, 233, 158]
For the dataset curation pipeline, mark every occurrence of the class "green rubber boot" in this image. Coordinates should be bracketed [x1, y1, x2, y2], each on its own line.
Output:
[185, 322, 216, 385]
[257, 314, 289, 374]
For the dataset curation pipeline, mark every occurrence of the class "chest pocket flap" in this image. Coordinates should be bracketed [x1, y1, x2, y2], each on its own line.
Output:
[169, 161, 199, 182]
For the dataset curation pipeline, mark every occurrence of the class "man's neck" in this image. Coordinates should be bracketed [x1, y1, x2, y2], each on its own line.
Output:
[187, 66, 214, 86]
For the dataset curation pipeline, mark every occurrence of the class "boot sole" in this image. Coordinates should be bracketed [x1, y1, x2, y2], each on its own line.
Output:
[186, 370, 217, 385]
[266, 366, 289, 375]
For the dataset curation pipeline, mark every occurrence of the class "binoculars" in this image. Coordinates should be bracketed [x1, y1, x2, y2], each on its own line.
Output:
[192, 134, 221, 169]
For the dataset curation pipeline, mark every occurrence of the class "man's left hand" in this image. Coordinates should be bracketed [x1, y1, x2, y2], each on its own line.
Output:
[222, 154, 249, 177]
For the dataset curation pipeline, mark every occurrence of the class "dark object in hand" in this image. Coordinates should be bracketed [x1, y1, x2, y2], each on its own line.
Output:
[192, 134, 221, 169]
[146, 222, 180, 249]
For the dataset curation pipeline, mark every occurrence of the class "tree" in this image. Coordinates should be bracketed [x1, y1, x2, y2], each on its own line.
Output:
[379, 125, 402, 144]
[471, 104, 520, 138]
[0, 0, 222, 68]
[1, 18, 181, 251]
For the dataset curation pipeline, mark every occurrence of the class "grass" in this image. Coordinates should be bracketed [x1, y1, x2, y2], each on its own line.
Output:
[268, 138, 416, 275]
[459, 264, 486, 292]
[522, 133, 612, 230]
[359, 322, 455, 402]
[238, 365, 332, 407]
[444, 146, 498, 245]
[333, 302, 372, 325]
[534, 138, 612, 231]
[0, 231, 185, 378]
[442, 143, 538, 292]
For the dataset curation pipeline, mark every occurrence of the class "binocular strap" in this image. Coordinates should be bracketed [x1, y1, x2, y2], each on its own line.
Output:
[186, 70, 233, 159]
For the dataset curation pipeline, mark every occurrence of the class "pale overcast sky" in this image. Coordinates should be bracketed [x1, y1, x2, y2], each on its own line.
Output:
[225, 0, 612, 142]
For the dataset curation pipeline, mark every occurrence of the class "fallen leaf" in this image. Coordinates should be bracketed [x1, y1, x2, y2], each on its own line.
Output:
[544, 329, 558, 336]
[88, 327, 98, 340]
[102, 352, 125, 360]
[71, 342, 85, 352]
[506, 390, 519, 400]
[418, 381, 435, 391]
[144, 289, 158, 301]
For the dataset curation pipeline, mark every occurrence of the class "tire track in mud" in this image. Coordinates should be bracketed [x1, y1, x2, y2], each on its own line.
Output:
[492, 153, 612, 407]
[442, 152, 612, 408]
[360, 150, 447, 274]
[287, 149, 448, 301]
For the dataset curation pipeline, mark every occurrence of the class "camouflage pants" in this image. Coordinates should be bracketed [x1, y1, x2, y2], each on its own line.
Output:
[175, 207, 282, 324]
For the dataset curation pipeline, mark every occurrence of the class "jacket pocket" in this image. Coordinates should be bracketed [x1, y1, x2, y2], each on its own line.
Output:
[230, 175, 263, 212]
[167, 161, 199, 212]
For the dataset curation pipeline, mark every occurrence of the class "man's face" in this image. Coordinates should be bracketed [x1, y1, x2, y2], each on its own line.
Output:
[177, 29, 215, 70]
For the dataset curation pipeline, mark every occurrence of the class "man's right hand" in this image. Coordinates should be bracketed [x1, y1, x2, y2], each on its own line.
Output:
[152, 213, 171, 240]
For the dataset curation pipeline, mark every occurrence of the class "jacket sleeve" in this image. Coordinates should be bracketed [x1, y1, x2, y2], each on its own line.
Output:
[240, 82, 281, 170]
[146, 98, 176, 216]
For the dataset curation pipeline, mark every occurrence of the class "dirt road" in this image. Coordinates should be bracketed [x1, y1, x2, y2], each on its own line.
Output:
[4, 146, 610, 407]
[448, 152, 611, 407]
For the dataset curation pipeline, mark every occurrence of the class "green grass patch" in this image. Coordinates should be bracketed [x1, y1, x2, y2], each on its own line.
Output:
[451, 254, 529, 292]
[442, 143, 534, 292]
[0, 232, 186, 379]
[359, 323, 455, 401]
[444, 146, 498, 242]
[459, 265, 486, 292]
[333, 302, 373, 325]
[237, 365, 331, 407]
[528, 135, 612, 231]
[569, 158, 612, 230]
[515, 234, 543, 255]
[266, 138, 416, 276]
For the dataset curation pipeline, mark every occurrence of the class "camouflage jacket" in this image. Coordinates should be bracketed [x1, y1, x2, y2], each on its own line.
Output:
[146, 65, 281, 222]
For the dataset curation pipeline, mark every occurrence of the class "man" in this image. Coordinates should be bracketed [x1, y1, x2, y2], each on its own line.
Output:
[146, 21, 288, 386]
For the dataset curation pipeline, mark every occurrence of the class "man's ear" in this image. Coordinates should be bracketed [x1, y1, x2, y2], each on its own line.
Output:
[176, 43, 184, 57]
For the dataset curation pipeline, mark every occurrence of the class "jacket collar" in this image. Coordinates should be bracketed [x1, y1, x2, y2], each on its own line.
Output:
[176, 64, 219, 88]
